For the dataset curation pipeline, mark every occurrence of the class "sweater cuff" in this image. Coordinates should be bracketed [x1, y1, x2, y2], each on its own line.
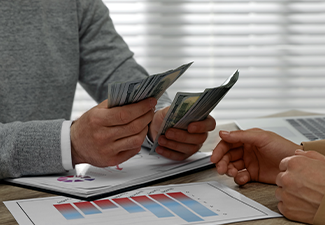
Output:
[301, 139, 325, 155]
[61, 121, 73, 170]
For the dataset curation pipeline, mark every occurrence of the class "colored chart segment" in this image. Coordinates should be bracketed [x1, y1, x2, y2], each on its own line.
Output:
[112, 198, 145, 213]
[57, 175, 95, 182]
[94, 199, 118, 210]
[131, 195, 174, 218]
[74, 202, 101, 215]
[167, 192, 218, 217]
[150, 194, 204, 223]
[54, 203, 84, 220]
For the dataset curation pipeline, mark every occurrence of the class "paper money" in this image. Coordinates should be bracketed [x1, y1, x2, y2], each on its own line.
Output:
[107, 62, 193, 108]
[149, 69, 239, 154]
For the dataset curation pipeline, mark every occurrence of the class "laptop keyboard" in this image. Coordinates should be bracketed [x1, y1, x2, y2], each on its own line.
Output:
[286, 117, 325, 141]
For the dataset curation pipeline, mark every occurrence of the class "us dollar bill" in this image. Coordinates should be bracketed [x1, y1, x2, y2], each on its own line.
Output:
[149, 69, 239, 154]
[150, 92, 202, 154]
[107, 62, 193, 108]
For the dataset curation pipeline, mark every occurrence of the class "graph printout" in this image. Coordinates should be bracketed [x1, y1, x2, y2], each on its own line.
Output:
[4, 181, 282, 225]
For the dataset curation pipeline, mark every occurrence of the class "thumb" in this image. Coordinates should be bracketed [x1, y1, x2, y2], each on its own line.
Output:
[97, 99, 109, 108]
[295, 149, 325, 162]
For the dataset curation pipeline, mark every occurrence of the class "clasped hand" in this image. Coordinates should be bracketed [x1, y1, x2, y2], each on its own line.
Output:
[211, 128, 325, 224]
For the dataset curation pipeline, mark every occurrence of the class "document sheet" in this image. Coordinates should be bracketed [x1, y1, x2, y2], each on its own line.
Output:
[4, 181, 282, 225]
[5, 149, 212, 198]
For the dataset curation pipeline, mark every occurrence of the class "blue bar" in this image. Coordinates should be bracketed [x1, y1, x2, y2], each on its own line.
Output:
[168, 192, 217, 217]
[132, 195, 174, 218]
[54, 203, 84, 220]
[112, 198, 145, 213]
[150, 194, 204, 223]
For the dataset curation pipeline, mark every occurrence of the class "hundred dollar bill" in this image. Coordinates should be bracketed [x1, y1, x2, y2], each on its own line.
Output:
[150, 92, 202, 154]
[107, 62, 193, 108]
[149, 69, 239, 154]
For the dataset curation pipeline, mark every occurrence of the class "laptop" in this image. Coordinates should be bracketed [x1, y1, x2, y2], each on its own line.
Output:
[235, 115, 325, 144]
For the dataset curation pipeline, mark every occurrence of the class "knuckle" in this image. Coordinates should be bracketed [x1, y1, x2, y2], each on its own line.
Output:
[281, 173, 293, 187]
[117, 110, 131, 124]
[130, 136, 144, 148]
[286, 157, 301, 170]
[278, 203, 289, 216]
[128, 120, 143, 134]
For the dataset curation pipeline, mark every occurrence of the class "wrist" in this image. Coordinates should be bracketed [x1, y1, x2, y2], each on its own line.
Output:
[70, 120, 83, 166]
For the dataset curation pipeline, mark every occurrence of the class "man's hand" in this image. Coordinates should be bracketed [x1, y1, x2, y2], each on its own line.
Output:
[149, 106, 216, 161]
[210, 128, 302, 185]
[276, 150, 325, 224]
[70, 98, 157, 167]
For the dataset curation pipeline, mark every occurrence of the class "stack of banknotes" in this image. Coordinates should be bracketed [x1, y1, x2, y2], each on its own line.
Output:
[107, 62, 239, 154]
[150, 69, 239, 154]
[107, 62, 193, 108]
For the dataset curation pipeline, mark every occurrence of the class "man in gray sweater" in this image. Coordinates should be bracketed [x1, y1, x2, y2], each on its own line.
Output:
[0, 0, 216, 179]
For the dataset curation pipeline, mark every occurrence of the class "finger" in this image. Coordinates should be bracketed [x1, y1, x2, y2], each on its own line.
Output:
[226, 163, 238, 177]
[110, 126, 148, 153]
[165, 128, 208, 145]
[295, 149, 325, 162]
[157, 135, 200, 156]
[278, 156, 293, 172]
[278, 201, 314, 225]
[187, 115, 216, 133]
[98, 98, 157, 126]
[275, 186, 283, 201]
[231, 159, 245, 171]
[277, 191, 315, 224]
[211, 140, 243, 164]
[155, 146, 193, 161]
[216, 147, 244, 174]
[218, 128, 268, 147]
[234, 169, 251, 185]
[109, 109, 154, 140]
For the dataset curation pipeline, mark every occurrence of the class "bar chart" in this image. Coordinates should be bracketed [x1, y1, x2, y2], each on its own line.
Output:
[54, 191, 217, 223]
[4, 181, 282, 225]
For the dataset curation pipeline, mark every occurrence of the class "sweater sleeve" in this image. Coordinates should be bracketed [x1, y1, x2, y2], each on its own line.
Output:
[302, 139, 325, 155]
[76, 0, 171, 110]
[301, 139, 325, 224]
[0, 120, 66, 179]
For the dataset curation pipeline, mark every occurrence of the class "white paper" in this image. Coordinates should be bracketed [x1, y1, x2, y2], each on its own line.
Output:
[4, 181, 282, 225]
[5, 149, 212, 198]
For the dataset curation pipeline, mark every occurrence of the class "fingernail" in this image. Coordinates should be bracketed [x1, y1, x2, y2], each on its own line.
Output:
[156, 147, 163, 154]
[220, 130, 230, 135]
[295, 149, 304, 154]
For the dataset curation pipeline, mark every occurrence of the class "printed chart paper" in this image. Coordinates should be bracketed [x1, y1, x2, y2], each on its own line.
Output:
[5, 149, 212, 198]
[4, 181, 282, 225]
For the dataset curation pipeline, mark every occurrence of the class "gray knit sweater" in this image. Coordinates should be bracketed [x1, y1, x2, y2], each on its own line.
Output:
[0, 0, 171, 179]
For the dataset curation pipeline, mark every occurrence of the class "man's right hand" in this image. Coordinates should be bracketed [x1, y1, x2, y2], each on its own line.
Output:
[70, 98, 157, 167]
[210, 128, 303, 185]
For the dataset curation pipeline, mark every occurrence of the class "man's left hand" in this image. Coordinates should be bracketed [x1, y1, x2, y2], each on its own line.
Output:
[149, 106, 216, 160]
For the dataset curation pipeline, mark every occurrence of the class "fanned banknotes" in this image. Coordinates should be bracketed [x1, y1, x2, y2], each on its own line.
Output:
[107, 62, 193, 108]
[150, 70, 239, 154]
